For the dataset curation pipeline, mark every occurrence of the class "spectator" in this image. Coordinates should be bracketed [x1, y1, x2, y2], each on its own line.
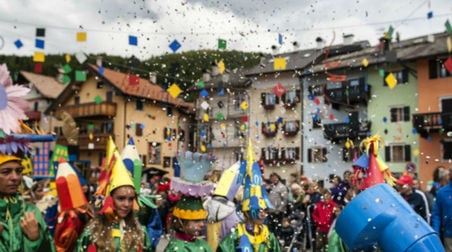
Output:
[303, 181, 322, 250]
[327, 205, 349, 252]
[330, 175, 349, 206]
[396, 175, 430, 223]
[312, 188, 337, 252]
[430, 166, 449, 200]
[431, 167, 452, 250]
[267, 172, 288, 235]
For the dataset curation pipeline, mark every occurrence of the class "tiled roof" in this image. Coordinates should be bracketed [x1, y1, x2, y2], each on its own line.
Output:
[19, 71, 66, 99]
[87, 64, 194, 110]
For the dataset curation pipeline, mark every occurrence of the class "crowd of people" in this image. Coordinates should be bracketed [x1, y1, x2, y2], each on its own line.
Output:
[2, 141, 452, 252]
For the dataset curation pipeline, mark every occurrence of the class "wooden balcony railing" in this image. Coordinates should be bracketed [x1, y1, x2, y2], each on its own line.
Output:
[323, 121, 371, 141]
[57, 133, 110, 151]
[412, 112, 452, 138]
[54, 102, 117, 119]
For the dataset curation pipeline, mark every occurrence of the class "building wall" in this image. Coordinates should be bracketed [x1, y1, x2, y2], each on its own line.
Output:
[54, 76, 186, 177]
[416, 58, 452, 188]
[367, 62, 419, 176]
[302, 71, 368, 183]
[249, 72, 301, 181]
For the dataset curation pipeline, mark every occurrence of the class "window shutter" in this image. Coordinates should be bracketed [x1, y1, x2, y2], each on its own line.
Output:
[261, 93, 266, 104]
[275, 95, 280, 104]
[281, 148, 286, 160]
[404, 107, 410, 121]
[404, 145, 411, 161]
[390, 108, 397, 122]
[429, 59, 437, 79]
[295, 147, 300, 159]
[136, 123, 143, 136]
[261, 148, 265, 160]
[383, 72, 389, 86]
[342, 147, 348, 161]
[402, 69, 409, 83]
[308, 149, 312, 163]
[385, 146, 390, 162]
[322, 147, 328, 162]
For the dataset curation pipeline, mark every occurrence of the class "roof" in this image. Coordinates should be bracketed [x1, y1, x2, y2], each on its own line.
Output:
[19, 71, 66, 99]
[245, 40, 371, 76]
[308, 32, 451, 74]
[87, 64, 194, 110]
[191, 68, 253, 91]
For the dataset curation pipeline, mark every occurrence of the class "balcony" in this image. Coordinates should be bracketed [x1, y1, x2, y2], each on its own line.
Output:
[323, 121, 371, 141]
[412, 112, 452, 138]
[54, 102, 117, 119]
[324, 82, 370, 106]
[57, 133, 110, 151]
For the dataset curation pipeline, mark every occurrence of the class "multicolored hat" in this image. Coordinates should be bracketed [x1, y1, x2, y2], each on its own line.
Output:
[173, 195, 207, 220]
[108, 150, 135, 195]
[238, 140, 273, 219]
[55, 158, 88, 211]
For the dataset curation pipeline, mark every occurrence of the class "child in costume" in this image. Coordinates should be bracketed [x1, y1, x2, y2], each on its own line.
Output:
[75, 141, 152, 251]
[163, 151, 215, 252]
[217, 141, 281, 252]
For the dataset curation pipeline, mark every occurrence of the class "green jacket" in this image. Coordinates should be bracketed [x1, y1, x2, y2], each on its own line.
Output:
[164, 237, 212, 252]
[0, 194, 56, 252]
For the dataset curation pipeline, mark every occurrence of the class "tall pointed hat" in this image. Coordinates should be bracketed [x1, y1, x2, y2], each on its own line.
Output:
[55, 158, 88, 211]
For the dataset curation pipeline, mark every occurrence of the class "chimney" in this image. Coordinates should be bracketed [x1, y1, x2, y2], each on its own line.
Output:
[343, 34, 354, 45]
[149, 72, 157, 83]
[316, 37, 325, 48]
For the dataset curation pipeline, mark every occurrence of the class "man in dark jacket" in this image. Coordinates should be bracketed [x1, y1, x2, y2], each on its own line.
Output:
[431, 167, 452, 250]
[396, 174, 430, 222]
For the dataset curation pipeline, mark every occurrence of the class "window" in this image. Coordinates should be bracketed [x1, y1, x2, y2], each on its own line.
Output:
[385, 144, 411, 162]
[234, 93, 247, 110]
[441, 139, 452, 160]
[200, 125, 213, 144]
[283, 120, 300, 136]
[261, 92, 278, 109]
[429, 58, 452, 79]
[342, 146, 360, 162]
[148, 142, 161, 164]
[282, 147, 300, 160]
[308, 147, 327, 163]
[136, 100, 144, 111]
[106, 91, 113, 102]
[261, 147, 278, 161]
[384, 69, 409, 85]
[308, 85, 323, 96]
[101, 122, 114, 133]
[97, 81, 104, 89]
[74, 96, 80, 105]
[166, 107, 173, 117]
[164, 127, 176, 141]
[282, 89, 300, 107]
[136, 123, 143, 136]
[390, 106, 410, 122]
[262, 122, 278, 137]
[313, 115, 322, 129]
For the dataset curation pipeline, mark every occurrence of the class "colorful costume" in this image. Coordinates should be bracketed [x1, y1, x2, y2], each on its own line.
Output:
[0, 193, 56, 252]
[75, 137, 153, 252]
[217, 223, 281, 252]
[163, 151, 214, 252]
[217, 140, 281, 252]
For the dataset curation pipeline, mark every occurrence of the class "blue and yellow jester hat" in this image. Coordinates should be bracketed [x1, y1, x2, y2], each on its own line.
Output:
[237, 140, 273, 220]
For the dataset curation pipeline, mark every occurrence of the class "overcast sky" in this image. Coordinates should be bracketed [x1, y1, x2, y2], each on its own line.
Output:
[0, 0, 451, 60]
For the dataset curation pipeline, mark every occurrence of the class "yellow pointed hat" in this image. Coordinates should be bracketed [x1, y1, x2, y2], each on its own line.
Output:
[107, 151, 135, 195]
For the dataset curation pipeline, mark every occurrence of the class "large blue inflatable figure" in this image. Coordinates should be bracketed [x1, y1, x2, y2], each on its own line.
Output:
[336, 136, 444, 251]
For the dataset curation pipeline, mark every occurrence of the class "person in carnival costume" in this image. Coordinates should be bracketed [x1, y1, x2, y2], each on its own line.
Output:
[54, 158, 93, 252]
[76, 137, 152, 251]
[164, 150, 215, 252]
[0, 63, 56, 251]
[217, 141, 281, 252]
